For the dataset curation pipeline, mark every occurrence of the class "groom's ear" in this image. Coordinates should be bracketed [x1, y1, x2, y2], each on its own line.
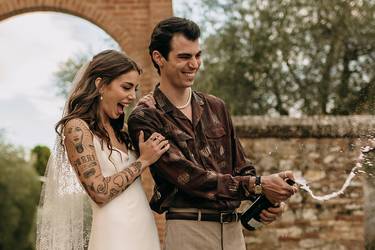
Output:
[152, 51, 164, 68]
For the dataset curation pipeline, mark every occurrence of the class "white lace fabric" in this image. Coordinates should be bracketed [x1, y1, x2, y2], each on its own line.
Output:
[36, 63, 91, 250]
[36, 136, 91, 250]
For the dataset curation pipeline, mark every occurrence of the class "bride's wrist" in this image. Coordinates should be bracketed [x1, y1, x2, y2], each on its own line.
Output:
[137, 157, 150, 171]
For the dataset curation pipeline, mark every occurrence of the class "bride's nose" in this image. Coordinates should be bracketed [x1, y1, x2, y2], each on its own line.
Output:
[128, 89, 136, 101]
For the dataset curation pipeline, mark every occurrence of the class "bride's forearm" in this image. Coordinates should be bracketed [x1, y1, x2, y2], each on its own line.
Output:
[85, 160, 144, 206]
[63, 118, 150, 206]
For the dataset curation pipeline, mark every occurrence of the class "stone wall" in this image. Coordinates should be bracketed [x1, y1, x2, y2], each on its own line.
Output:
[234, 115, 375, 250]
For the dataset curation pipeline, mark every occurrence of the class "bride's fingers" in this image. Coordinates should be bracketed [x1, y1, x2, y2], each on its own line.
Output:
[151, 134, 165, 142]
[138, 94, 156, 107]
[146, 94, 156, 104]
[157, 140, 169, 148]
[156, 133, 165, 140]
[159, 143, 170, 153]
[148, 132, 160, 141]
[138, 131, 144, 144]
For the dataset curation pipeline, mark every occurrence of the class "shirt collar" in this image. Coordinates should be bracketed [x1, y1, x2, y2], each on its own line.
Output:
[153, 83, 204, 124]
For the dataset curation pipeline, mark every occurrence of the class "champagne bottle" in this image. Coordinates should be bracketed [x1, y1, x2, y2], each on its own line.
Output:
[241, 178, 295, 231]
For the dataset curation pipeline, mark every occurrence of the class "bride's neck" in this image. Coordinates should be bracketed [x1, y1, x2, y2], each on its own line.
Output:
[99, 113, 111, 131]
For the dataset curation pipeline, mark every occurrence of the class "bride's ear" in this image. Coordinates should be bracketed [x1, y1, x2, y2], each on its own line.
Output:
[95, 77, 104, 94]
[95, 77, 103, 92]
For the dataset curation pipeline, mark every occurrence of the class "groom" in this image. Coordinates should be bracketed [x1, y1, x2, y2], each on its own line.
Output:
[128, 17, 297, 250]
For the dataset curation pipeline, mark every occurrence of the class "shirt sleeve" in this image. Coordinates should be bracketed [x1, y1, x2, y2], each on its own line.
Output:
[225, 104, 257, 177]
[128, 107, 254, 201]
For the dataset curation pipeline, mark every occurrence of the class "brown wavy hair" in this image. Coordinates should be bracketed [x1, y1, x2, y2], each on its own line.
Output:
[55, 49, 142, 152]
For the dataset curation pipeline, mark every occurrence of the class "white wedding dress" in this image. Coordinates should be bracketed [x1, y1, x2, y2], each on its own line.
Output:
[88, 135, 161, 250]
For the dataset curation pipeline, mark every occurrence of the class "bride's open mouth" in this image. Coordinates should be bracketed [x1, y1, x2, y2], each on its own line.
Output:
[117, 103, 125, 114]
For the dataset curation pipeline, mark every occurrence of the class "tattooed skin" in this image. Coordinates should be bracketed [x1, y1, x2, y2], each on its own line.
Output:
[63, 118, 144, 206]
[66, 126, 84, 153]
[110, 188, 120, 199]
[113, 175, 124, 188]
[83, 168, 96, 178]
[97, 178, 110, 194]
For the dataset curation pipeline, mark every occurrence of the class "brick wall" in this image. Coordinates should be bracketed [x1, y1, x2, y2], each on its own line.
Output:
[0, 0, 172, 95]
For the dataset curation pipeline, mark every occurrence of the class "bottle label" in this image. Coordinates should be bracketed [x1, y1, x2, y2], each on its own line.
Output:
[247, 218, 263, 229]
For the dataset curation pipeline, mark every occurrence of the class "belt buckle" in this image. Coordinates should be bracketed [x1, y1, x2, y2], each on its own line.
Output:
[220, 212, 231, 224]
[220, 212, 239, 223]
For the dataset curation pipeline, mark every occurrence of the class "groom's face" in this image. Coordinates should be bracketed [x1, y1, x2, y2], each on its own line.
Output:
[161, 34, 202, 89]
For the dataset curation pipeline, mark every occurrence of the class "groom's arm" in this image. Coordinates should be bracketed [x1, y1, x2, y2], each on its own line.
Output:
[128, 107, 256, 201]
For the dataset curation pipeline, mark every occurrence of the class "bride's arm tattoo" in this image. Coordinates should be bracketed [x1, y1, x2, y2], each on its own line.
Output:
[65, 126, 85, 153]
[64, 118, 143, 206]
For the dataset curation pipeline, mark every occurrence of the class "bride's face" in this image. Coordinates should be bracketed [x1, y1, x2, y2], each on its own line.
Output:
[99, 70, 139, 120]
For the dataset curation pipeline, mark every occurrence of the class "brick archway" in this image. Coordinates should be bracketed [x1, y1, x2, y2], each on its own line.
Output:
[0, 0, 172, 244]
[0, 0, 172, 93]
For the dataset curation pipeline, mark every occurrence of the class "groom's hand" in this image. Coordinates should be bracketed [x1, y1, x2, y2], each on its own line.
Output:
[259, 202, 286, 224]
[261, 171, 297, 204]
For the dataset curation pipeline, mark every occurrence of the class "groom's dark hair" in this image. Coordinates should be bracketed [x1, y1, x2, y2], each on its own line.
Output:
[149, 17, 200, 74]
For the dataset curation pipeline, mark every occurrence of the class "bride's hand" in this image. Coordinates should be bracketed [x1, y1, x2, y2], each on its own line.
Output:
[136, 93, 156, 108]
[138, 131, 169, 168]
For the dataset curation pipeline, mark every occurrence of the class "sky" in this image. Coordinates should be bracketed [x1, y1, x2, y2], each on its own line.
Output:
[0, 1, 194, 151]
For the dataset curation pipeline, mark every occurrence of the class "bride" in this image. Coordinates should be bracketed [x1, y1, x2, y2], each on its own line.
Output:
[36, 50, 169, 250]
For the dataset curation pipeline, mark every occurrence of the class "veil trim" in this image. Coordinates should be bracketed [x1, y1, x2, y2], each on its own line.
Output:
[36, 63, 91, 250]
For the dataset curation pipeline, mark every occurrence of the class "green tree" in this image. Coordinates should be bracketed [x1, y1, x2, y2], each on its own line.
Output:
[31, 145, 51, 176]
[196, 0, 375, 115]
[54, 53, 89, 98]
[54, 39, 121, 99]
[0, 135, 41, 250]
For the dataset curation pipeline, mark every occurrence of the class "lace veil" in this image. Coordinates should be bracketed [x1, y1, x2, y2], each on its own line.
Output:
[36, 63, 92, 250]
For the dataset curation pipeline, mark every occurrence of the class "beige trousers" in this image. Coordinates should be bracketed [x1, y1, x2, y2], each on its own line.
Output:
[164, 219, 246, 250]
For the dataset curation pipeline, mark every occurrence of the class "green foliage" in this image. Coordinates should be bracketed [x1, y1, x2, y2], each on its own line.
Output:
[54, 39, 121, 99]
[0, 136, 41, 250]
[54, 54, 89, 98]
[31, 145, 51, 176]
[196, 0, 375, 115]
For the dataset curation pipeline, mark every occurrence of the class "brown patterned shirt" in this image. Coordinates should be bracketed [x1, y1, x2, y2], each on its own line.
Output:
[128, 86, 256, 213]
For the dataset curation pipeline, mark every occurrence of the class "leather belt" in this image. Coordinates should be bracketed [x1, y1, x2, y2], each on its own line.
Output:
[166, 210, 241, 223]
